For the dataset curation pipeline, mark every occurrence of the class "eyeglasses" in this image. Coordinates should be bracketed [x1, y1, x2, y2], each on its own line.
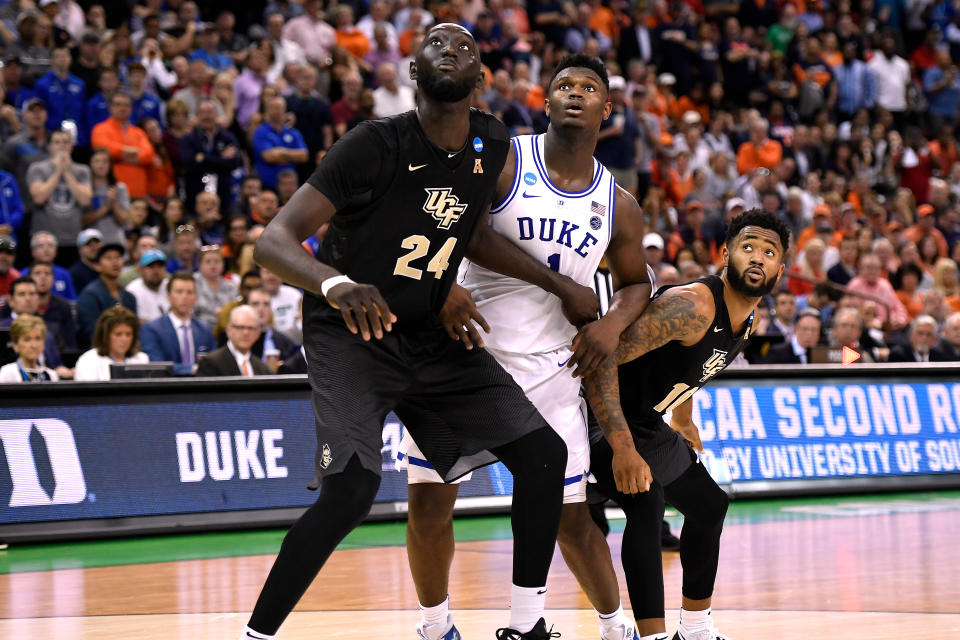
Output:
[175, 224, 197, 235]
[199, 244, 222, 253]
[229, 324, 260, 332]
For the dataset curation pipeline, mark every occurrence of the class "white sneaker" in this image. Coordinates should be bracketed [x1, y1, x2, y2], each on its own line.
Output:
[600, 622, 639, 640]
[672, 624, 731, 640]
[416, 615, 461, 640]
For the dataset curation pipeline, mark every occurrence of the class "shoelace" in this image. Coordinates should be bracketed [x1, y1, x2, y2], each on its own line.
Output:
[494, 624, 561, 639]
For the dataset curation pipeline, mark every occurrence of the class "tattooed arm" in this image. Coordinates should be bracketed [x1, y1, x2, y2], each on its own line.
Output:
[583, 283, 715, 494]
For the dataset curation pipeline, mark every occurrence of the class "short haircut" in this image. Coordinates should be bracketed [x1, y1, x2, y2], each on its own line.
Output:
[724, 208, 791, 254]
[10, 314, 46, 343]
[549, 53, 609, 92]
[774, 290, 795, 301]
[167, 270, 196, 293]
[92, 306, 141, 358]
[9, 276, 36, 297]
[797, 308, 822, 323]
[29, 260, 54, 273]
[30, 231, 57, 248]
[911, 314, 938, 334]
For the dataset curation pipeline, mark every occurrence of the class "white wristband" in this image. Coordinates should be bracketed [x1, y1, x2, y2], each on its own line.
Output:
[321, 275, 355, 298]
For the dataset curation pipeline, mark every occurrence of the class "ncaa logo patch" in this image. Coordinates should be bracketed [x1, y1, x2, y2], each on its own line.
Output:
[523, 172, 537, 186]
[0, 419, 87, 507]
[320, 443, 333, 469]
[473, 137, 483, 152]
[590, 216, 602, 230]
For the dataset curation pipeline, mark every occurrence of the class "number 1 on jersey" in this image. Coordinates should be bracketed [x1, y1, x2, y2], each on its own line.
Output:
[654, 382, 699, 413]
[547, 253, 560, 272]
[394, 235, 458, 280]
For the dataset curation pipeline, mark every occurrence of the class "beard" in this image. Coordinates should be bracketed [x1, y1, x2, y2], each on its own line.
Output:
[419, 69, 476, 103]
[726, 261, 779, 297]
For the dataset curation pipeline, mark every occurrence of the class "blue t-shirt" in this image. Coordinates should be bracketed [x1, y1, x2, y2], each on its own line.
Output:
[924, 67, 960, 118]
[34, 71, 87, 144]
[252, 123, 307, 189]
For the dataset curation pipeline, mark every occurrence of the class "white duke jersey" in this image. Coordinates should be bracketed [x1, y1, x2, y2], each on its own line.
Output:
[460, 134, 616, 354]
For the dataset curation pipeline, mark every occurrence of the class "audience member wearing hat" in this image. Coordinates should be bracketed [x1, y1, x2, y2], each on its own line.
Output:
[69, 228, 104, 294]
[75, 240, 137, 348]
[904, 203, 949, 257]
[125, 249, 171, 324]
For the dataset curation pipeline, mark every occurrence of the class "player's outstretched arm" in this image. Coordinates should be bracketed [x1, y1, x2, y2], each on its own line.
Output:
[254, 183, 396, 340]
[613, 283, 716, 365]
[568, 187, 652, 377]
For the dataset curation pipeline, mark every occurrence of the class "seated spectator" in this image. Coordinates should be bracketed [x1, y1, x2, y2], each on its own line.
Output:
[223, 215, 250, 275]
[140, 271, 215, 375]
[787, 238, 826, 297]
[76, 243, 138, 347]
[0, 235, 21, 305]
[260, 266, 302, 341]
[70, 230, 106, 295]
[247, 286, 299, 369]
[846, 253, 910, 331]
[372, 62, 415, 117]
[22, 232, 76, 299]
[188, 23, 235, 73]
[827, 236, 859, 287]
[193, 245, 237, 329]
[764, 308, 823, 364]
[197, 305, 271, 377]
[933, 258, 960, 312]
[85, 148, 131, 246]
[0, 276, 68, 376]
[27, 261, 77, 358]
[28, 129, 93, 254]
[0, 315, 59, 381]
[252, 95, 308, 190]
[167, 223, 199, 272]
[889, 314, 942, 363]
[90, 92, 156, 199]
[194, 191, 224, 245]
[769, 290, 797, 338]
[251, 190, 280, 226]
[234, 48, 270, 129]
[127, 248, 170, 324]
[736, 118, 782, 175]
[331, 72, 363, 139]
[894, 262, 926, 321]
[214, 269, 262, 339]
[830, 305, 884, 363]
[119, 233, 159, 287]
[934, 312, 960, 360]
[0, 165, 24, 245]
[74, 306, 149, 380]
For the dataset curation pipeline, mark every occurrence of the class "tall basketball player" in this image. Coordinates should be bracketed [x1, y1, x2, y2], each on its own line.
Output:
[399, 54, 652, 640]
[584, 209, 790, 640]
[242, 24, 590, 640]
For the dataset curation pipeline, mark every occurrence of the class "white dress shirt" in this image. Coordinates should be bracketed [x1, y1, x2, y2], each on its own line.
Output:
[227, 341, 255, 376]
[867, 53, 910, 112]
[74, 349, 150, 381]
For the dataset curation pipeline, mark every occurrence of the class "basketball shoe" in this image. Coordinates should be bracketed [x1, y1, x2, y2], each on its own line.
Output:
[671, 624, 731, 640]
[495, 618, 561, 639]
[417, 616, 461, 640]
[600, 621, 639, 640]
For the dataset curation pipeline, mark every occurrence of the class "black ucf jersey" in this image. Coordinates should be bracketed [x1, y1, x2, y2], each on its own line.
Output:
[307, 108, 510, 329]
[618, 274, 753, 430]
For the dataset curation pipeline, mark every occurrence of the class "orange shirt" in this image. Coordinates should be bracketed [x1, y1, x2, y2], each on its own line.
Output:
[929, 140, 959, 172]
[896, 290, 925, 320]
[588, 6, 618, 40]
[736, 139, 783, 175]
[336, 28, 370, 60]
[90, 119, 156, 198]
[146, 156, 175, 200]
[948, 295, 960, 313]
[796, 224, 844, 251]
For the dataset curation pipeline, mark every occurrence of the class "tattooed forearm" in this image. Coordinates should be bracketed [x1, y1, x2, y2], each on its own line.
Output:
[614, 291, 711, 365]
[584, 358, 633, 450]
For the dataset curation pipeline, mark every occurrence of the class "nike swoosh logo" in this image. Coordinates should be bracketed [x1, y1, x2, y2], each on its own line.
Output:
[713, 327, 723, 333]
[522, 192, 541, 198]
[537, 589, 547, 594]
[408, 163, 428, 172]
[448, 152, 457, 158]
[557, 356, 571, 367]
[246, 632, 269, 639]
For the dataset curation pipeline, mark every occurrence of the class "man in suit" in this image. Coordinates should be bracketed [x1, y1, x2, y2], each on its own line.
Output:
[889, 314, 943, 363]
[140, 271, 216, 375]
[197, 305, 271, 377]
[247, 287, 298, 370]
[765, 308, 822, 364]
[933, 312, 960, 361]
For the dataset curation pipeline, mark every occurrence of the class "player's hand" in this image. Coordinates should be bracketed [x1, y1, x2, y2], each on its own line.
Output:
[555, 276, 600, 328]
[611, 445, 652, 495]
[438, 283, 490, 350]
[326, 282, 397, 341]
[568, 317, 620, 378]
[670, 419, 703, 453]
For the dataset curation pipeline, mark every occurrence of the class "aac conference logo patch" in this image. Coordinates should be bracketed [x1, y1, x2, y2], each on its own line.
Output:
[0, 419, 87, 507]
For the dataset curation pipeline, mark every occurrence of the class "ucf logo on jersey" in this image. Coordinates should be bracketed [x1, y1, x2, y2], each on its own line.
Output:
[700, 349, 728, 382]
[423, 188, 468, 229]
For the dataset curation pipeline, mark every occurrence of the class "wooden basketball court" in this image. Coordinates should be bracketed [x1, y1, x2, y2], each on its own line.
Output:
[2, 492, 959, 639]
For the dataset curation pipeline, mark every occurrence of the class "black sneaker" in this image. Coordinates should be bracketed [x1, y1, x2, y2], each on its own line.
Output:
[661, 520, 681, 551]
[495, 618, 561, 639]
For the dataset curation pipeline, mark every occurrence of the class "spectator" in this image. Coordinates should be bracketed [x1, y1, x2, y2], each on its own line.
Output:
[894, 262, 926, 321]
[259, 266, 301, 340]
[0, 165, 24, 245]
[85, 66, 121, 143]
[214, 268, 262, 338]
[332, 5, 371, 63]
[736, 118, 782, 175]
[73, 305, 149, 380]
[769, 290, 797, 338]
[126, 248, 170, 323]
[251, 190, 280, 226]
[85, 147, 130, 246]
[372, 62, 415, 118]
[231, 174, 261, 219]
[331, 72, 363, 139]
[193, 245, 237, 329]
[827, 235, 860, 286]
[933, 258, 960, 311]
[126, 62, 163, 127]
[27, 129, 93, 258]
[180, 98, 242, 213]
[868, 33, 911, 125]
[833, 41, 875, 121]
[167, 223, 198, 273]
[282, 0, 336, 70]
[265, 11, 307, 85]
[0, 275, 67, 372]
[0, 235, 19, 303]
[366, 22, 402, 72]
[765, 308, 822, 364]
[118, 232, 157, 287]
[252, 95, 307, 190]
[172, 59, 211, 119]
[275, 170, 298, 206]
[69, 31, 101, 96]
[196, 304, 270, 376]
[595, 75, 639, 197]
[934, 312, 960, 360]
[140, 271, 215, 375]
[25, 259, 75, 352]
[76, 242, 138, 348]
[214, 11, 249, 68]
[194, 191, 224, 245]
[235, 47, 270, 129]
[846, 252, 910, 331]
[2, 99, 50, 207]
[1, 55, 33, 112]
[923, 50, 960, 134]
[905, 203, 949, 259]
[0, 315, 59, 381]
[90, 92, 156, 199]
[189, 22, 234, 73]
[889, 314, 942, 362]
[223, 215, 249, 275]
[24, 234, 75, 301]
[33, 46, 86, 143]
[830, 306, 877, 363]
[247, 286, 298, 369]
[69, 229, 103, 293]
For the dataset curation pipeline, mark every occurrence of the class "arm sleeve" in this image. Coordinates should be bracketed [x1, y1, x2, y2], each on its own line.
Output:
[306, 122, 389, 211]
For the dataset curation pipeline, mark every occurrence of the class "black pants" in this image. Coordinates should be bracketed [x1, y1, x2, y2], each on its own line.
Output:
[590, 438, 729, 620]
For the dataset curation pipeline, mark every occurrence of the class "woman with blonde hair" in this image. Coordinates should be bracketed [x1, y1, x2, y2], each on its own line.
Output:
[933, 258, 960, 312]
[787, 237, 827, 297]
[74, 307, 148, 380]
[0, 315, 59, 382]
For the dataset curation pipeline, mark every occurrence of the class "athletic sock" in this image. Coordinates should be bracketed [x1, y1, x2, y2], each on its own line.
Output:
[597, 604, 628, 636]
[240, 626, 275, 640]
[509, 584, 546, 633]
[678, 607, 712, 635]
[420, 595, 452, 635]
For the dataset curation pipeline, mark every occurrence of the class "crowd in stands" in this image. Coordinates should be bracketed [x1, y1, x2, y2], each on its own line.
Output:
[1, 0, 960, 382]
